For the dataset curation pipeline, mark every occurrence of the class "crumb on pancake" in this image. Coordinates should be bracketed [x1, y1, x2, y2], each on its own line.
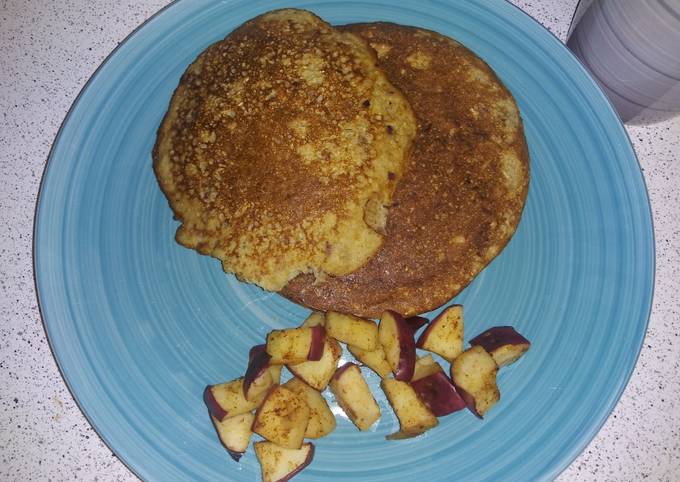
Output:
[405, 51, 431, 70]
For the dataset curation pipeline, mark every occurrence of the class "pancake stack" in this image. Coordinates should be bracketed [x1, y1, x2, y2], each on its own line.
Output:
[154, 10, 529, 316]
[283, 22, 529, 317]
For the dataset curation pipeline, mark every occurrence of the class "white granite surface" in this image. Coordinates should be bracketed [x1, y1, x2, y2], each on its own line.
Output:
[1, 0, 678, 480]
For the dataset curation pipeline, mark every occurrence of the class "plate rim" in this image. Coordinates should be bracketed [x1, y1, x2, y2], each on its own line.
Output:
[32, 0, 656, 480]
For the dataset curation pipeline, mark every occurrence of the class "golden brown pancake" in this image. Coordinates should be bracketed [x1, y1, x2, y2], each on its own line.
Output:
[282, 23, 529, 317]
[154, 10, 416, 291]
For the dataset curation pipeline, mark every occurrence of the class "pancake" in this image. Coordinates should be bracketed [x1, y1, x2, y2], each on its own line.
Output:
[282, 23, 530, 317]
[154, 10, 416, 291]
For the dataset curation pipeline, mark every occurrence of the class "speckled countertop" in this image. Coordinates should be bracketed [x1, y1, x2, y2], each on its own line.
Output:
[1, 0, 679, 480]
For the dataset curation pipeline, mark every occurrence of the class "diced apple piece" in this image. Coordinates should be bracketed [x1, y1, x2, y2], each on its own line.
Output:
[416, 305, 464, 362]
[325, 311, 378, 351]
[405, 315, 429, 334]
[411, 371, 466, 417]
[287, 337, 342, 390]
[284, 377, 336, 439]
[210, 412, 255, 462]
[412, 354, 442, 382]
[257, 343, 283, 384]
[301, 311, 326, 328]
[248, 343, 266, 362]
[204, 378, 265, 421]
[450, 346, 500, 418]
[329, 363, 381, 431]
[253, 386, 310, 449]
[379, 310, 416, 381]
[469, 326, 531, 367]
[244, 370, 273, 404]
[243, 345, 274, 401]
[306, 325, 326, 360]
[266, 326, 326, 364]
[347, 344, 392, 378]
[268, 364, 283, 384]
[381, 378, 438, 439]
[254, 441, 314, 482]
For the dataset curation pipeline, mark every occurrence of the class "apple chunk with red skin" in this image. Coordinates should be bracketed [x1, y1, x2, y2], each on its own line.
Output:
[251, 342, 284, 384]
[416, 305, 464, 362]
[243, 345, 274, 401]
[347, 344, 392, 378]
[204, 378, 265, 422]
[287, 337, 342, 390]
[412, 354, 441, 381]
[210, 412, 254, 462]
[301, 311, 325, 328]
[253, 385, 310, 449]
[410, 355, 466, 416]
[469, 326, 531, 367]
[254, 441, 314, 482]
[283, 377, 336, 439]
[329, 363, 381, 431]
[450, 346, 500, 418]
[266, 326, 326, 364]
[379, 310, 416, 381]
[411, 370, 466, 417]
[325, 311, 379, 351]
[381, 378, 438, 439]
[405, 315, 429, 335]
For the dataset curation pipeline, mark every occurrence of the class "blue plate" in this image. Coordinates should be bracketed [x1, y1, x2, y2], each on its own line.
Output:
[34, 0, 654, 480]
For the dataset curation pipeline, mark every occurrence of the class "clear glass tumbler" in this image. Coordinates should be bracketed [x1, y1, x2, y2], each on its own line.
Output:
[567, 0, 680, 124]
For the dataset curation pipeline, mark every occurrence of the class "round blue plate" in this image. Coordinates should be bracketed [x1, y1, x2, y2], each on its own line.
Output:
[34, 0, 654, 480]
